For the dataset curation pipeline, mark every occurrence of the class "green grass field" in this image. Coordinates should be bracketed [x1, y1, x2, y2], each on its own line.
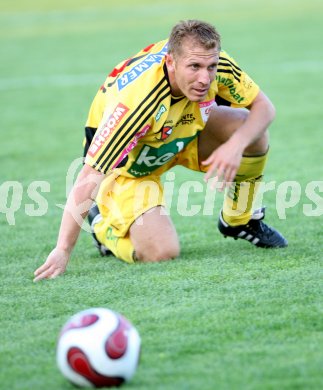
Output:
[1, 0, 322, 389]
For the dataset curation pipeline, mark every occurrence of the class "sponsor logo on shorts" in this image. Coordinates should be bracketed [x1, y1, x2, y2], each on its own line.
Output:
[88, 103, 129, 157]
[117, 43, 168, 91]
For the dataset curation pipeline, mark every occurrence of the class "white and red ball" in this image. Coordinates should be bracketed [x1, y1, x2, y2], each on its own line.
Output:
[56, 308, 141, 388]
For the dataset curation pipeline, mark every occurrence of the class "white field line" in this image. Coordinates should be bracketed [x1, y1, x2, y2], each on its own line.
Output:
[0, 60, 322, 91]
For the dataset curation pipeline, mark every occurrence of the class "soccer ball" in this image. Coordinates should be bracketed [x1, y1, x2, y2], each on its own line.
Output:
[56, 308, 141, 388]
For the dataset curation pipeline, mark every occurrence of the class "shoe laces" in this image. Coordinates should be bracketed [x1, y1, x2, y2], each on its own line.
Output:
[247, 207, 273, 237]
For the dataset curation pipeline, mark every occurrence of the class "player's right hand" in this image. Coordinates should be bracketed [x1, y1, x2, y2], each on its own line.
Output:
[33, 247, 70, 282]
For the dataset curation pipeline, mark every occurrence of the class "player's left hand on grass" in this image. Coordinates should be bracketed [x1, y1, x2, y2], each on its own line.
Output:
[202, 141, 243, 190]
[33, 247, 70, 282]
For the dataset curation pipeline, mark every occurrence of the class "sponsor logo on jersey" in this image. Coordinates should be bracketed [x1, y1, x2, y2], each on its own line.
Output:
[117, 43, 168, 91]
[175, 113, 196, 126]
[155, 119, 173, 141]
[155, 104, 167, 121]
[112, 124, 151, 169]
[161, 126, 173, 140]
[243, 75, 253, 90]
[199, 99, 215, 122]
[128, 135, 196, 177]
[88, 103, 129, 157]
[215, 75, 245, 103]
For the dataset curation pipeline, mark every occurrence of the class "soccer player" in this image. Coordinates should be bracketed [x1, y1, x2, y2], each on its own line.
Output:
[34, 20, 287, 281]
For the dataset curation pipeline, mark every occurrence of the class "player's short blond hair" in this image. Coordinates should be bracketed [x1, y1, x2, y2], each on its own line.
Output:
[168, 20, 221, 57]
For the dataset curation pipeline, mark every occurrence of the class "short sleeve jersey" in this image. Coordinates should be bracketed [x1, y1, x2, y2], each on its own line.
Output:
[84, 39, 259, 178]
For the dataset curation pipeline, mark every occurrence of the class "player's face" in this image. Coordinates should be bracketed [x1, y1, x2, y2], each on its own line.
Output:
[166, 38, 219, 102]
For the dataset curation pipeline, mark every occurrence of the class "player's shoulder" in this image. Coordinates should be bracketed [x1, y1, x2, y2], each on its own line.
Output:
[120, 39, 168, 70]
[216, 49, 244, 84]
[112, 39, 169, 95]
[136, 39, 169, 56]
[218, 50, 242, 70]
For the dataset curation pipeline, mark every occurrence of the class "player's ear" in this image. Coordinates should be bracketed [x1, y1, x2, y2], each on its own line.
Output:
[165, 53, 175, 72]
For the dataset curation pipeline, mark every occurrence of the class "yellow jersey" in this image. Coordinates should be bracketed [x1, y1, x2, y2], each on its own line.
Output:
[84, 39, 259, 177]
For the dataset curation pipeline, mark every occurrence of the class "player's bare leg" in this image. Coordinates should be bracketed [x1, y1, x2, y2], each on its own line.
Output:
[198, 106, 268, 161]
[198, 105, 287, 248]
[130, 206, 180, 262]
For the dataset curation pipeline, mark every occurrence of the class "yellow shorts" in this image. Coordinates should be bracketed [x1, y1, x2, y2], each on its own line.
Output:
[94, 137, 205, 241]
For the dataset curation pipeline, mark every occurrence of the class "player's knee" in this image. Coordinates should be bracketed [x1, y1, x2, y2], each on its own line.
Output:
[244, 129, 269, 155]
[135, 242, 180, 262]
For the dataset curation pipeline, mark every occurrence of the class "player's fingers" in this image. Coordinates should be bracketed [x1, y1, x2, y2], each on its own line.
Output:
[203, 161, 219, 182]
[201, 155, 213, 166]
[223, 167, 234, 184]
[226, 166, 238, 184]
[213, 161, 227, 181]
[210, 176, 222, 191]
[33, 263, 49, 277]
[212, 165, 237, 191]
[49, 267, 64, 279]
[33, 265, 55, 282]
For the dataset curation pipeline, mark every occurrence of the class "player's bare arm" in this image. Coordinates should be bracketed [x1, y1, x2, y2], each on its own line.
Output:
[202, 90, 275, 185]
[33, 164, 104, 282]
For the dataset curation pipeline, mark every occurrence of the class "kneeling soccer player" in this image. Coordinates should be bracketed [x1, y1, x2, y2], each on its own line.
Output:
[34, 20, 287, 281]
